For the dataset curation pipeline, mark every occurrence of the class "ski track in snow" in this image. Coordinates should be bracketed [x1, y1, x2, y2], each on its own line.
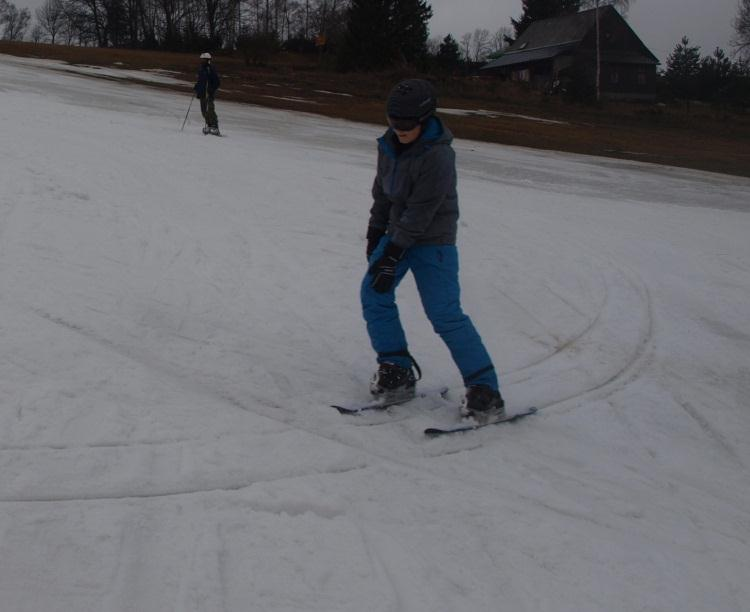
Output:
[0, 253, 651, 502]
[2, 54, 750, 612]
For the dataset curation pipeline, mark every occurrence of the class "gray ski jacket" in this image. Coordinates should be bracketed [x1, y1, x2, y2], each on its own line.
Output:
[368, 117, 458, 250]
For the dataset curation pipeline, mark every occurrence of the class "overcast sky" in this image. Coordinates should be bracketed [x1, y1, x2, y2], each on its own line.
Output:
[429, 0, 741, 64]
[12, 0, 741, 65]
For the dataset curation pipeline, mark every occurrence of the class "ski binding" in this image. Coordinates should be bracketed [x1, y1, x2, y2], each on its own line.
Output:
[424, 407, 538, 437]
[332, 387, 449, 415]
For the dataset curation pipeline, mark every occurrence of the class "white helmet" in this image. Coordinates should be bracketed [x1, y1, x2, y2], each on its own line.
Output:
[200, 52, 212, 60]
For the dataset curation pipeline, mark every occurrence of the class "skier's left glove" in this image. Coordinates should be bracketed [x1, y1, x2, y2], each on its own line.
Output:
[366, 226, 385, 260]
[368, 242, 406, 294]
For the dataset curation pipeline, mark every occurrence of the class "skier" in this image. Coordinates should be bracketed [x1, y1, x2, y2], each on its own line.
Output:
[362, 79, 504, 423]
[194, 52, 221, 136]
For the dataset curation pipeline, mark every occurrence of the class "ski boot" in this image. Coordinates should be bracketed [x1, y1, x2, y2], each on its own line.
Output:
[202, 125, 210, 135]
[369, 362, 417, 405]
[460, 385, 505, 424]
[209, 126, 221, 136]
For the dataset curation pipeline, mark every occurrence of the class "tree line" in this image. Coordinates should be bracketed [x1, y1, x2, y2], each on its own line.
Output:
[664, 37, 750, 110]
[2, 0, 352, 50]
[0, 0, 611, 64]
[0, 0, 501, 73]
[2, 0, 750, 106]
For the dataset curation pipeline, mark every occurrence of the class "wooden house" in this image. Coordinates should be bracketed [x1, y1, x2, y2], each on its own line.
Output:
[482, 6, 659, 100]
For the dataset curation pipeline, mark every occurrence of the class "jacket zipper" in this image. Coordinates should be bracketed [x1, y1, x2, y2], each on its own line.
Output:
[389, 158, 399, 194]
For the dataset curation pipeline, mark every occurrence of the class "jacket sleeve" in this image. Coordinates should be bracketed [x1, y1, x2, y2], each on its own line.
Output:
[367, 152, 391, 233]
[389, 146, 455, 249]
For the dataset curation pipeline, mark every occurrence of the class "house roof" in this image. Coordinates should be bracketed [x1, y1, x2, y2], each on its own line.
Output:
[482, 6, 658, 71]
[483, 43, 579, 69]
[512, 8, 599, 50]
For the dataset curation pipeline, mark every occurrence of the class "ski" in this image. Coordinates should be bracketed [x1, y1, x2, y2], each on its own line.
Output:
[424, 407, 538, 437]
[332, 387, 449, 415]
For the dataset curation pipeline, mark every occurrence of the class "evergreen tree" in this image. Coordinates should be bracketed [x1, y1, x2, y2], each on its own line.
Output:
[511, 0, 581, 39]
[435, 33, 462, 73]
[391, 0, 433, 65]
[340, 0, 391, 71]
[700, 48, 733, 92]
[665, 36, 702, 109]
[698, 47, 741, 107]
[340, 0, 432, 71]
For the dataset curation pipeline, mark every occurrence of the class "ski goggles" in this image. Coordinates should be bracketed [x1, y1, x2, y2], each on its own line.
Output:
[388, 116, 421, 131]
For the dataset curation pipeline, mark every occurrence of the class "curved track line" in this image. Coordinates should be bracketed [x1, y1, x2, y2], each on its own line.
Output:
[500, 258, 654, 412]
[1, 257, 653, 503]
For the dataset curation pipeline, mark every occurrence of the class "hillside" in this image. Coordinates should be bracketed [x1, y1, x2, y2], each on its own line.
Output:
[2, 40, 750, 177]
[1, 52, 750, 611]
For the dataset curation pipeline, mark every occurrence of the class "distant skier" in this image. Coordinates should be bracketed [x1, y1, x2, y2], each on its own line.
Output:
[194, 52, 220, 136]
[362, 79, 504, 423]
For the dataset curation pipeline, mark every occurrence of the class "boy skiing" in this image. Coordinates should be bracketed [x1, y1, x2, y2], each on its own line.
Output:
[194, 52, 221, 136]
[362, 79, 504, 424]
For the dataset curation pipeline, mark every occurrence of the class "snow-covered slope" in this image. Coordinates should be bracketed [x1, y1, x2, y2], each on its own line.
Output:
[1, 53, 749, 612]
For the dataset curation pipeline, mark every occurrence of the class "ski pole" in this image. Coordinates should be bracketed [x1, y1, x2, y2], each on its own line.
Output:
[180, 95, 195, 131]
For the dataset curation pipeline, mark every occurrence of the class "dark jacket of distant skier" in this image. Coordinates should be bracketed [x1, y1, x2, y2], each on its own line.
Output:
[195, 61, 220, 132]
[368, 116, 458, 250]
[194, 64, 220, 100]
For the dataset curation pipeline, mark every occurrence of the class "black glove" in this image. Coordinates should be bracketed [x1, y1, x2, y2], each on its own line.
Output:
[366, 227, 385, 260]
[368, 242, 406, 294]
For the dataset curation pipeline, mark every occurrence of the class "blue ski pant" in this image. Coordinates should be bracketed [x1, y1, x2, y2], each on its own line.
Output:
[361, 238, 499, 391]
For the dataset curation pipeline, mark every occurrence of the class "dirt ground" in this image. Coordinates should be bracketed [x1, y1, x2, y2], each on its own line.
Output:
[3, 41, 749, 178]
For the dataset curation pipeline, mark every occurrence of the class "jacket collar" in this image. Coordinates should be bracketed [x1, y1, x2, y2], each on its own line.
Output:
[378, 116, 449, 160]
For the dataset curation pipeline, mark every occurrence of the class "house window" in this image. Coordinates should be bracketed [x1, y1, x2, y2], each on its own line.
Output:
[610, 71, 619, 84]
[514, 69, 531, 82]
[637, 70, 647, 86]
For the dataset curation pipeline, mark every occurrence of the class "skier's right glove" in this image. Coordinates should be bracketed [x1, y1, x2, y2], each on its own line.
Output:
[368, 242, 405, 294]
[366, 227, 385, 260]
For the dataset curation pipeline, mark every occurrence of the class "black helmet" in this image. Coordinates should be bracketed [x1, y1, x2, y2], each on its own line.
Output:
[386, 79, 437, 122]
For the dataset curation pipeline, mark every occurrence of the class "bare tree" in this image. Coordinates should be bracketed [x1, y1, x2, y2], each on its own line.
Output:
[66, 0, 108, 46]
[734, 0, 750, 58]
[30, 24, 45, 41]
[202, 0, 237, 40]
[281, 1, 307, 39]
[470, 28, 491, 62]
[1, 1, 31, 40]
[426, 35, 441, 57]
[242, 0, 313, 40]
[58, 0, 85, 44]
[489, 26, 511, 56]
[10, 0, 338, 49]
[459, 31, 472, 61]
[36, 0, 66, 43]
